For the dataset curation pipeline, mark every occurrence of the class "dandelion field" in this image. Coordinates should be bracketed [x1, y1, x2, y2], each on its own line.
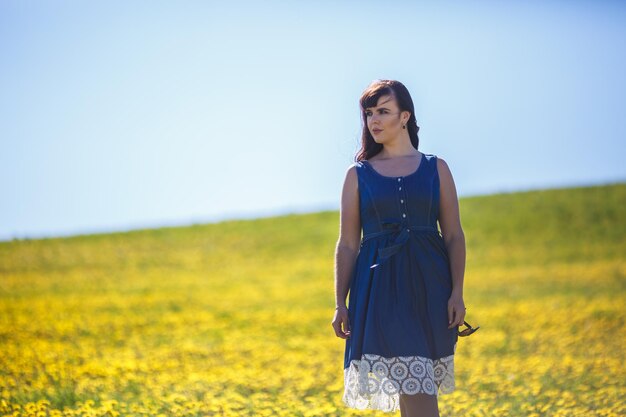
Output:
[1, 183, 624, 417]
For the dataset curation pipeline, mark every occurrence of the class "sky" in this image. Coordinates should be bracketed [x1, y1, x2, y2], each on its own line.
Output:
[1, 0, 625, 241]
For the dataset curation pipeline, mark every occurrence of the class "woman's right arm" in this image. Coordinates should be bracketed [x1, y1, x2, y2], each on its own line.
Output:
[332, 164, 361, 339]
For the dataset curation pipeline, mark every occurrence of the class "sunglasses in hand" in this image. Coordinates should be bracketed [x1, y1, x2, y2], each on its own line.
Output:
[458, 320, 480, 337]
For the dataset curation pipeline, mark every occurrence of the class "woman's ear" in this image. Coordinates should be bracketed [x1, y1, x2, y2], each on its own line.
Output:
[402, 110, 411, 125]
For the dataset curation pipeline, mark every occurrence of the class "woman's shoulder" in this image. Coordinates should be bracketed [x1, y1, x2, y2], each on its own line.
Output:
[343, 161, 367, 185]
[422, 152, 446, 166]
[343, 161, 362, 177]
[428, 154, 453, 180]
[428, 153, 448, 166]
[347, 160, 367, 170]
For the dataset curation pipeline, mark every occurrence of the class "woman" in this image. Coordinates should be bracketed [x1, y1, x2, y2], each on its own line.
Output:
[332, 79, 474, 416]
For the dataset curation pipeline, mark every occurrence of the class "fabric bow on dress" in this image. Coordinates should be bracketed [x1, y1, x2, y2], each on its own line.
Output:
[362, 221, 440, 270]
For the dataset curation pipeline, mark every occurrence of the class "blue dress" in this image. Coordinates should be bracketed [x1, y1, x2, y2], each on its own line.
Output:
[342, 152, 458, 413]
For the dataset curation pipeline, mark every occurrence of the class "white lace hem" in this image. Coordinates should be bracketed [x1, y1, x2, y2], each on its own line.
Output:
[342, 343, 456, 413]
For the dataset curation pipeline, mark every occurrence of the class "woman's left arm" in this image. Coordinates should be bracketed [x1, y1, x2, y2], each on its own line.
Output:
[436, 157, 467, 328]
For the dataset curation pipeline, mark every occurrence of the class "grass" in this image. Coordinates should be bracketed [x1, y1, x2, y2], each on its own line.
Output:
[0, 182, 624, 416]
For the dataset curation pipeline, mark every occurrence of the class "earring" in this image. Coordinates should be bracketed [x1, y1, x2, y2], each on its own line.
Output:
[402, 124, 406, 129]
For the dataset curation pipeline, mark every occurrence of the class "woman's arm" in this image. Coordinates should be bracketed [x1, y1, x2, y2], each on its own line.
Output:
[436, 157, 467, 327]
[334, 164, 361, 309]
[332, 164, 361, 339]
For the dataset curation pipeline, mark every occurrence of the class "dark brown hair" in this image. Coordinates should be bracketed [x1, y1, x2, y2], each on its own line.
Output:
[355, 79, 420, 162]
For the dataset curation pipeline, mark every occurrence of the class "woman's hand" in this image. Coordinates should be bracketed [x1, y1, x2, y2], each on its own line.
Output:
[447, 291, 466, 329]
[332, 306, 351, 339]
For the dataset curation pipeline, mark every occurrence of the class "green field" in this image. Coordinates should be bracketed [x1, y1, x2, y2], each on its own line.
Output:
[1, 182, 624, 417]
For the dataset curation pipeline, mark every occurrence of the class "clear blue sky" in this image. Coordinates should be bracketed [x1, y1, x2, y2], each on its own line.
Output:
[1, 0, 625, 241]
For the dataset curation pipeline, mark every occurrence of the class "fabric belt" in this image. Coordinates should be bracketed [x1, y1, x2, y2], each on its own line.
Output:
[361, 221, 440, 269]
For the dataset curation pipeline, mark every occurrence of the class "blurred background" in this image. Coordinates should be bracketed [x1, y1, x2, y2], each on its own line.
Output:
[2, 0, 624, 241]
[1, 2, 626, 417]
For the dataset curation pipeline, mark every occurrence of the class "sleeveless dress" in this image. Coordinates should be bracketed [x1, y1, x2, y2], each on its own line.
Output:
[342, 152, 458, 413]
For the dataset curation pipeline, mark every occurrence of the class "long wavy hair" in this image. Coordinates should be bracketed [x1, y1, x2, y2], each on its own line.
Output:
[355, 79, 420, 162]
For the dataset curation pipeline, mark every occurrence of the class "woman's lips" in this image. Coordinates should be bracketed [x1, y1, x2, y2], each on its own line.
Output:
[373, 129, 383, 134]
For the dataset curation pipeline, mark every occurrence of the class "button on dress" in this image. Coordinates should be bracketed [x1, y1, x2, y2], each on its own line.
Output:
[342, 153, 458, 413]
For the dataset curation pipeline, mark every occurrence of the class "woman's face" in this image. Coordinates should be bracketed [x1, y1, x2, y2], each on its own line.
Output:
[364, 94, 408, 143]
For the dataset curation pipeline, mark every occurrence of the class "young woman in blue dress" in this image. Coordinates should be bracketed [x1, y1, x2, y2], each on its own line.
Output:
[332, 79, 478, 416]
